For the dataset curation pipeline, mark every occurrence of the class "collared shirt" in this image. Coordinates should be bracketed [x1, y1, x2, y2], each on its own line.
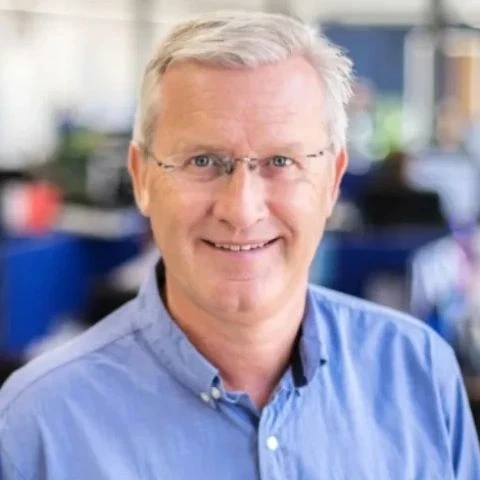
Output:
[1, 261, 479, 479]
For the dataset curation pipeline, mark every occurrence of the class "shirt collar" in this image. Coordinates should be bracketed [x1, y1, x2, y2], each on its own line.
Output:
[134, 259, 327, 397]
[135, 261, 219, 398]
[288, 286, 329, 389]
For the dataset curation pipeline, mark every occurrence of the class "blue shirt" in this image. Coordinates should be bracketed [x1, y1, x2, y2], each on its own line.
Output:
[1, 261, 479, 479]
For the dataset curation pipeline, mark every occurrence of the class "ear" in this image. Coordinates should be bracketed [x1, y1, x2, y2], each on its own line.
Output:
[327, 148, 348, 217]
[128, 141, 151, 217]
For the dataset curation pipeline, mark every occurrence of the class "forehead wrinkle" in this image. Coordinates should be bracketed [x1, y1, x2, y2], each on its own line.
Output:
[161, 107, 300, 150]
[159, 112, 325, 158]
[157, 66, 327, 154]
[161, 74, 321, 129]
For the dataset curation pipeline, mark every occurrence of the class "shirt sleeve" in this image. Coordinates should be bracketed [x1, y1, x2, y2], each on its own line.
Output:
[434, 340, 480, 479]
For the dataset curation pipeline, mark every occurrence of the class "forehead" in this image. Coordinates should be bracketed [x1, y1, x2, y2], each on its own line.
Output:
[155, 56, 327, 149]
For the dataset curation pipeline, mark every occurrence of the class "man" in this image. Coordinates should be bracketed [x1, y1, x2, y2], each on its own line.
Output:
[1, 11, 479, 479]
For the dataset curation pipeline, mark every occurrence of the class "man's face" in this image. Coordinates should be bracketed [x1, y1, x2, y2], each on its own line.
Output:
[129, 56, 347, 316]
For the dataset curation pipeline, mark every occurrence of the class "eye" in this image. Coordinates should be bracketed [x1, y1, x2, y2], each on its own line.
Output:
[270, 155, 294, 168]
[190, 154, 218, 168]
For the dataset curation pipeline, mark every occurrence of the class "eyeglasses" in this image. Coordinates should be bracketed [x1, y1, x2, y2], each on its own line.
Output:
[139, 143, 332, 184]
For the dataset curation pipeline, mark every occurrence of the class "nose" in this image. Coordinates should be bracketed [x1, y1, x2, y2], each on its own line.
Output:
[211, 162, 268, 230]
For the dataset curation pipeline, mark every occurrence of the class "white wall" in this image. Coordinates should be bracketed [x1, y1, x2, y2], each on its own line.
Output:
[0, 4, 136, 167]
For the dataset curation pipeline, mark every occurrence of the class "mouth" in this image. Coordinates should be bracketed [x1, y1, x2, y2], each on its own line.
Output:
[202, 238, 279, 252]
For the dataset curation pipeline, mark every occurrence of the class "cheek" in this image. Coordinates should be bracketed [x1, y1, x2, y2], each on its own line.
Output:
[273, 180, 331, 237]
[291, 176, 333, 213]
[148, 182, 210, 242]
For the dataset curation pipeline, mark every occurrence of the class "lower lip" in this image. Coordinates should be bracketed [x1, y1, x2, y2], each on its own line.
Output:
[202, 239, 279, 256]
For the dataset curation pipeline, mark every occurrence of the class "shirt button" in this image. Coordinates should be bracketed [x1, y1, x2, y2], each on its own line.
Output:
[266, 435, 279, 451]
[200, 392, 210, 403]
[211, 387, 222, 400]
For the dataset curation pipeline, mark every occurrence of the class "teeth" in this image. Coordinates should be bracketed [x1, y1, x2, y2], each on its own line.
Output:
[213, 242, 267, 251]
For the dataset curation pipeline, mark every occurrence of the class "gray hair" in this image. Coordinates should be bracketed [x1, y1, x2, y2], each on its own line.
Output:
[133, 10, 354, 153]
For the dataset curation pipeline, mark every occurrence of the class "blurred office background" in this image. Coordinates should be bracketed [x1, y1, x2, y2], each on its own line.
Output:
[2, 0, 480, 431]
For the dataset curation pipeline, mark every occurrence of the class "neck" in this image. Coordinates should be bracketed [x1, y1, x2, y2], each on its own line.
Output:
[164, 278, 307, 409]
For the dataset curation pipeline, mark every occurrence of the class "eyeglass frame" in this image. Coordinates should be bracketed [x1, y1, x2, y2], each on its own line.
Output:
[137, 141, 334, 180]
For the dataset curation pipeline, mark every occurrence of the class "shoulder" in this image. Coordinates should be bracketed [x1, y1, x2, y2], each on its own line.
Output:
[0, 296, 160, 478]
[308, 283, 437, 334]
[306, 284, 455, 367]
[0, 299, 141, 415]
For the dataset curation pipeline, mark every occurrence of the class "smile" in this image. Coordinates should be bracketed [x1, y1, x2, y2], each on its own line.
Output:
[204, 239, 278, 252]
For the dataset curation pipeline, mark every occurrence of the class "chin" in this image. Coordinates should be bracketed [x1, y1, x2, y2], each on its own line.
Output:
[202, 277, 279, 315]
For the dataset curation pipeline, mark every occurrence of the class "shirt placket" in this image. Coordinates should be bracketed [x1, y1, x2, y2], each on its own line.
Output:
[257, 387, 295, 480]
